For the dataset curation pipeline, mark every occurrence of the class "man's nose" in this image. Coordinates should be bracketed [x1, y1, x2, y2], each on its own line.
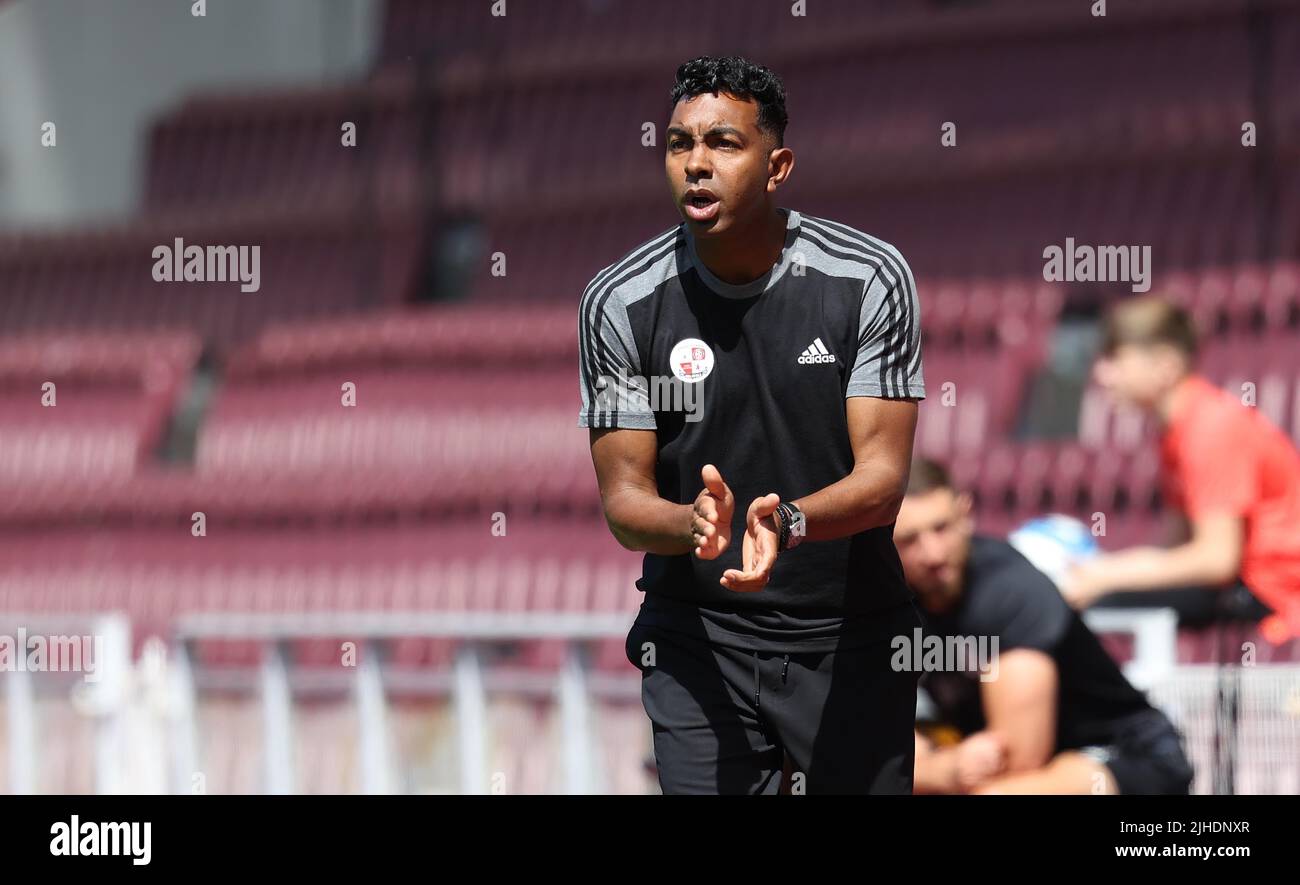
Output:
[919, 532, 947, 564]
[685, 142, 711, 180]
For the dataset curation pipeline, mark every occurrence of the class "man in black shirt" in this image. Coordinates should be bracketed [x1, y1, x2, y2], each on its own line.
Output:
[894, 459, 1194, 794]
[580, 57, 925, 794]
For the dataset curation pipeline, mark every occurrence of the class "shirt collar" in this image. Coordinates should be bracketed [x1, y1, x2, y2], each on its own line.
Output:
[685, 208, 801, 299]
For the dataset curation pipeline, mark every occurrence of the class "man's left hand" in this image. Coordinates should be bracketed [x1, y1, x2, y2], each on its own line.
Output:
[721, 493, 782, 592]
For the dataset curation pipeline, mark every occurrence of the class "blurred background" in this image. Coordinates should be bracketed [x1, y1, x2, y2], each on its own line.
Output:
[0, 0, 1297, 794]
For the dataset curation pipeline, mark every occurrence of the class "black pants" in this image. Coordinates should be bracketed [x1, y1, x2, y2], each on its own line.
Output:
[1089, 582, 1271, 630]
[625, 618, 920, 795]
[1080, 710, 1195, 795]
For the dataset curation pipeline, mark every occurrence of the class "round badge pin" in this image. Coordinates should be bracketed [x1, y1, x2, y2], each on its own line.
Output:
[669, 338, 714, 384]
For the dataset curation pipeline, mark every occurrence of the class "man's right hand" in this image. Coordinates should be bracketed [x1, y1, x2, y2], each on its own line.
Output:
[955, 730, 1008, 792]
[691, 463, 735, 559]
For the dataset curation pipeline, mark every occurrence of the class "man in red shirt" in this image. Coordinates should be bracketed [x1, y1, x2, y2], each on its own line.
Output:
[1063, 297, 1300, 644]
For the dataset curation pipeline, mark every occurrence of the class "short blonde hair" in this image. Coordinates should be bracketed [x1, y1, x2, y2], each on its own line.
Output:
[1100, 296, 1198, 358]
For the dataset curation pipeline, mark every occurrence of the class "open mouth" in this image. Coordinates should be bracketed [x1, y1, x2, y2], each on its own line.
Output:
[684, 192, 720, 222]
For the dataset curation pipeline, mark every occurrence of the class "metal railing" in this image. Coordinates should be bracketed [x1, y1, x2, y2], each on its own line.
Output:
[4, 607, 1297, 794]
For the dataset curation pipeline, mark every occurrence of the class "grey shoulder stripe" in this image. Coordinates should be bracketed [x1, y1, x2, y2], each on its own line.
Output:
[797, 227, 898, 381]
[797, 225, 896, 322]
[801, 223, 911, 398]
[582, 232, 685, 421]
[580, 226, 680, 351]
[799, 226, 894, 291]
[579, 226, 681, 412]
[800, 227, 900, 397]
[801, 217, 902, 295]
[805, 216, 920, 386]
[582, 226, 680, 304]
[879, 267, 898, 397]
[802, 217, 916, 397]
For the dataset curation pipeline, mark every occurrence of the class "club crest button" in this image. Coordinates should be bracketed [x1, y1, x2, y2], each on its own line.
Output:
[670, 338, 714, 384]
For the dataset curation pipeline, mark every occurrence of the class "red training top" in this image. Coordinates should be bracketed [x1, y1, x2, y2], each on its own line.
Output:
[1160, 374, 1300, 643]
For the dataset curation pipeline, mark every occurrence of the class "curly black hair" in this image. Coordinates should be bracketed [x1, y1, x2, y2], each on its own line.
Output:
[670, 56, 788, 147]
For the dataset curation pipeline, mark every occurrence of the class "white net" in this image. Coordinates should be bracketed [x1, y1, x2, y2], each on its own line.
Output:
[1149, 664, 1300, 795]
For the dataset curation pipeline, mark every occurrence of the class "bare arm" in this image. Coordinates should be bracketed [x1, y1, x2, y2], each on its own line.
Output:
[792, 396, 919, 541]
[1163, 511, 1191, 546]
[1064, 513, 1244, 608]
[589, 428, 737, 560]
[914, 729, 1009, 794]
[979, 649, 1058, 771]
[589, 427, 694, 554]
[912, 657, 1059, 795]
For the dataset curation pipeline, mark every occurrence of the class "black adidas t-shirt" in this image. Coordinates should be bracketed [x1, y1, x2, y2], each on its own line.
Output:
[578, 209, 925, 652]
[919, 536, 1160, 749]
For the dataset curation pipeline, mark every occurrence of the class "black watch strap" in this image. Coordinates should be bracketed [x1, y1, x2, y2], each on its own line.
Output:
[776, 503, 806, 551]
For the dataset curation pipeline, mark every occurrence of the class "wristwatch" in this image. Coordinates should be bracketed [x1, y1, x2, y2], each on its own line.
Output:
[775, 502, 806, 551]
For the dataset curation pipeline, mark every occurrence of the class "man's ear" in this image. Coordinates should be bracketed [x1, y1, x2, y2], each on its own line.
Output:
[767, 145, 794, 191]
[1156, 344, 1192, 385]
[955, 491, 975, 529]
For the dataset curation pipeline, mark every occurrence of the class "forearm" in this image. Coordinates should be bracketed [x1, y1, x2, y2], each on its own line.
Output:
[1000, 734, 1053, 773]
[602, 488, 695, 555]
[1088, 544, 1237, 594]
[792, 462, 905, 543]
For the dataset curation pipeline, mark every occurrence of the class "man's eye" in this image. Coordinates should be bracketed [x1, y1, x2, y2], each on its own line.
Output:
[669, 139, 690, 150]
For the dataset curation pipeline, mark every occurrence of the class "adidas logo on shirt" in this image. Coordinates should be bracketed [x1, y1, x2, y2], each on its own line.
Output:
[797, 337, 836, 365]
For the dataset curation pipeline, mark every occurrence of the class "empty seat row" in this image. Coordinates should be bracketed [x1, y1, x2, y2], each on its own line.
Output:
[1163, 263, 1300, 334]
[226, 304, 577, 379]
[0, 206, 423, 354]
[0, 331, 202, 482]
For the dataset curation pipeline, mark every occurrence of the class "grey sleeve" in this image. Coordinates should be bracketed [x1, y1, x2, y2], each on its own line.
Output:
[577, 285, 657, 429]
[846, 246, 925, 400]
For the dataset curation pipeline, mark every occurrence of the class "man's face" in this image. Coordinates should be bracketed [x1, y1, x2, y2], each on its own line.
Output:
[893, 488, 974, 613]
[1092, 343, 1182, 410]
[665, 91, 776, 237]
